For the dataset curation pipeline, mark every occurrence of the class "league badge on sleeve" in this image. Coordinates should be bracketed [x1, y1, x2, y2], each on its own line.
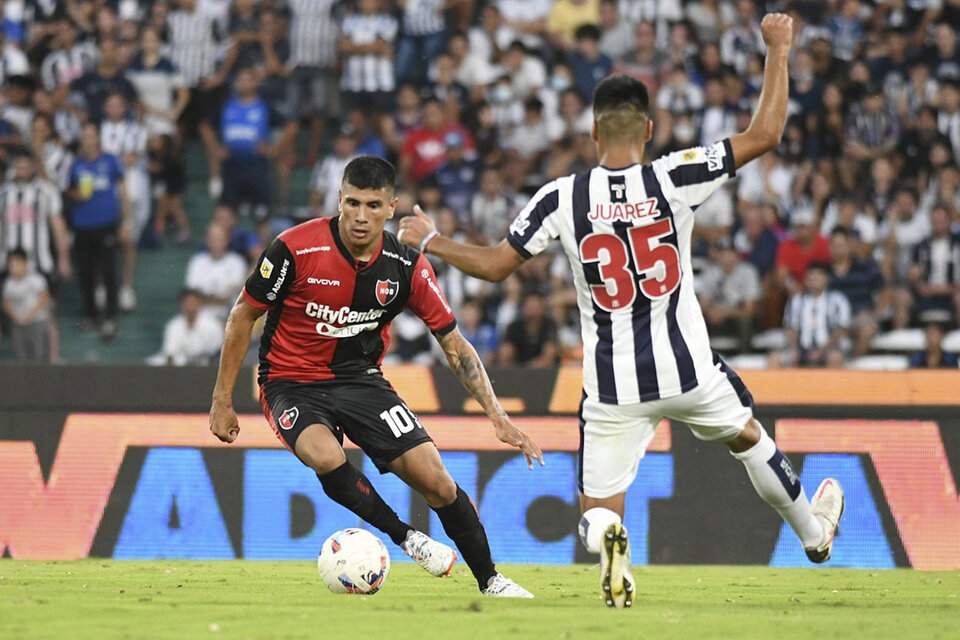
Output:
[260, 257, 274, 279]
[375, 279, 399, 306]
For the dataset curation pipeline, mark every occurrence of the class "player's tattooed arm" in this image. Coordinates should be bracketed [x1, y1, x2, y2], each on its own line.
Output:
[437, 328, 545, 468]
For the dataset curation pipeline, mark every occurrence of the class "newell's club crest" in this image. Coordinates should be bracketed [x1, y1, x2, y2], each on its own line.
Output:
[375, 279, 399, 306]
[278, 407, 299, 430]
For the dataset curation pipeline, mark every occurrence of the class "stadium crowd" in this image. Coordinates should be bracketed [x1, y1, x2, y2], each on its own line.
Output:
[0, 0, 959, 368]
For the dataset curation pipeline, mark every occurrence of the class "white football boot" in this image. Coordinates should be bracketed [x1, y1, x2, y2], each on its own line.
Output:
[805, 478, 845, 563]
[402, 530, 457, 577]
[483, 573, 534, 598]
[600, 522, 635, 608]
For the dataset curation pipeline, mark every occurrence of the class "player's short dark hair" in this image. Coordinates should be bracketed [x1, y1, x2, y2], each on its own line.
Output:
[592, 74, 651, 142]
[342, 155, 397, 193]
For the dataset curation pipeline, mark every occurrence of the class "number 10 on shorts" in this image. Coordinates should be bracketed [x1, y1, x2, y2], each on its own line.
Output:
[379, 404, 424, 438]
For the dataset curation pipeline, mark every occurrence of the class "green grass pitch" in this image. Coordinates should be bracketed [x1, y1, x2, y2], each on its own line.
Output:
[1, 562, 957, 640]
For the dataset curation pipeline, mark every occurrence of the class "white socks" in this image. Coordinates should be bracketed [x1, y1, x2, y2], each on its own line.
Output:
[730, 425, 824, 548]
[578, 507, 622, 554]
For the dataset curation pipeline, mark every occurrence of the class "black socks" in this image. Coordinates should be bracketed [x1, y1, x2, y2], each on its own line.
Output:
[434, 485, 497, 589]
[317, 461, 412, 546]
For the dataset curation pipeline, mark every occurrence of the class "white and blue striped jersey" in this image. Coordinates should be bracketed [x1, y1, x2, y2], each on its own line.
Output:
[506, 140, 737, 405]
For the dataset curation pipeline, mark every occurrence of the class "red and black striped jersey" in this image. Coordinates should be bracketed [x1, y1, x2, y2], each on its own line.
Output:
[244, 216, 456, 384]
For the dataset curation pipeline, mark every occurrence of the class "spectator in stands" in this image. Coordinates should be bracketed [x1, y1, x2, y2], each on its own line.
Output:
[126, 26, 189, 142]
[502, 40, 547, 99]
[928, 21, 960, 83]
[775, 207, 830, 297]
[469, 165, 518, 242]
[211, 67, 295, 239]
[841, 82, 900, 187]
[447, 30, 498, 90]
[396, 0, 455, 86]
[2, 75, 35, 144]
[828, 226, 887, 358]
[157, 288, 224, 366]
[881, 186, 931, 328]
[310, 126, 358, 218]
[30, 113, 73, 192]
[467, 4, 512, 66]
[697, 239, 760, 354]
[547, 0, 599, 51]
[614, 21, 667, 97]
[457, 297, 497, 365]
[908, 205, 960, 326]
[719, 0, 763, 75]
[339, 0, 398, 116]
[345, 108, 389, 158]
[399, 96, 474, 183]
[184, 222, 248, 322]
[566, 24, 611, 103]
[101, 93, 148, 312]
[909, 321, 959, 368]
[39, 17, 97, 102]
[68, 38, 138, 125]
[2, 248, 51, 363]
[597, 0, 633, 62]
[770, 263, 851, 369]
[211, 205, 262, 264]
[148, 134, 191, 243]
[434, 130, 479, 217]
[168, 0, 237, 200]
[496, 0, 550, 53]
[68, 122, 129, 340]
[426, 52, 469, 120]
[938, 80, 960, 161]
[498, 291, 558, 367]
[285, 0, 340, 167]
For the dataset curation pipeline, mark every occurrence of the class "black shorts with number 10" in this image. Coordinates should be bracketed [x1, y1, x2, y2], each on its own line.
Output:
[260, 374, 433, 473]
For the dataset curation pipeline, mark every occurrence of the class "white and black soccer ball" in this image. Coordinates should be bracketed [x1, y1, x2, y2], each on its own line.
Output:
[317, 528, 391, 595]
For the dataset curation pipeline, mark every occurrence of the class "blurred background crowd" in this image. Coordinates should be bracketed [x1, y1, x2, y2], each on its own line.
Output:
[0, 0, 959, 369]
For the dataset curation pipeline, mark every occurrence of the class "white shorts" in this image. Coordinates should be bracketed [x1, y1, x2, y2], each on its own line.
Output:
[579, 359, 754, 499]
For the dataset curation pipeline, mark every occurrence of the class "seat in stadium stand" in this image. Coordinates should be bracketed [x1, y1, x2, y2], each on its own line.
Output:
[751, 329, 786, 351]
[870, 329, 924, 352]
[709, 335, 738, 351]
[942, 330, 960, 352]
[725, 353, 768, 370]
[847, 355, 910, 370]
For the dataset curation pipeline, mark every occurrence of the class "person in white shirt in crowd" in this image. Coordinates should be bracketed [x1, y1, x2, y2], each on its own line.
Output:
[469, 165, 520, 242]
[697, 238, 760, 353]
[699, 77, 737, 146]
[770, 262, 851, 369]
[502, 40, 547, 99]
[597, 0, 634, 62]
[467, 4, 514, 66]
[496, 0, 551, 52]
[0, 31, 29, 87]
[309, 126, 358, 217]
[184, 222, 248, 322]
[126, 25, 189, 140]
[158, 288, 225, 365]
[447, 31, 499, 91]
[2, 248, 51, 363]
[879, 186, 931, 328]
[100, 92, 149, 312]
[720, 0, 765, 76]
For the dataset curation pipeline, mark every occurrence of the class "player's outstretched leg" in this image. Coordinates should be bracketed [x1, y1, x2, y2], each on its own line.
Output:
[728, 420, 844, 562]
[579, 506, 635, 608]
[390, 445, 532, 597]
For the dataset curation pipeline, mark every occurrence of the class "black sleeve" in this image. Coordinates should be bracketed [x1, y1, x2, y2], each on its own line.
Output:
[243, 238, 296, 309]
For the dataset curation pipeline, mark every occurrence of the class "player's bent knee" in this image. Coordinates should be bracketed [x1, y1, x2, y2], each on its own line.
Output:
[422, 472, 458, 508]
[725, 418, 761, 453]
[295, 424, 347, 474]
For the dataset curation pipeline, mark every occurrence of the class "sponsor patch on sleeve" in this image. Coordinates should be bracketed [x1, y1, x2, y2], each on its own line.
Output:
[705, 142, 725, 172]
[681, 149, 700, 163]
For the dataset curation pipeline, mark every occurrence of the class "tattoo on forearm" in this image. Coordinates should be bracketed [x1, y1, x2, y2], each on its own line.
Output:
[451, 340, 502, 417]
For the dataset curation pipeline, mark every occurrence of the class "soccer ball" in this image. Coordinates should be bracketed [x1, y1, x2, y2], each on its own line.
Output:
[317, 528, 391, 595]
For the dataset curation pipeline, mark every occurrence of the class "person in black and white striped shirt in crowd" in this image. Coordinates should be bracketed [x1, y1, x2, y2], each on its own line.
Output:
[0, 154, 70, 287]
[0, 153, 70, 362]
[909, 205, 960, 327]
[283, 0, 341, 165]
[100, 93, 149, 312]
[340, 0, 398, 116]
[770, 263, 852, 368]
[396, 0, 456, 86]
[30, 113, 74, 192]
[167, 0, 237, 199]
[39, 18, 97, 103]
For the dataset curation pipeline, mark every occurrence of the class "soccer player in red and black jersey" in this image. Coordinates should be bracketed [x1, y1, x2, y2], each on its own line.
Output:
[209, 156, 542, 597]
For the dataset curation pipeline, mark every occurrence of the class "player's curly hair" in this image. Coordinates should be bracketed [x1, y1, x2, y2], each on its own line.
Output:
[592, 74, 651, 143]
[342, 155, 397, 193]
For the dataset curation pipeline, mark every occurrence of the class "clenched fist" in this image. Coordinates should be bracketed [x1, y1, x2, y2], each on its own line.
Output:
[761, 13, 793, 52]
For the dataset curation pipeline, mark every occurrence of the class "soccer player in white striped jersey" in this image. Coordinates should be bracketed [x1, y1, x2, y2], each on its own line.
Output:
[399, 13, 844, 608]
